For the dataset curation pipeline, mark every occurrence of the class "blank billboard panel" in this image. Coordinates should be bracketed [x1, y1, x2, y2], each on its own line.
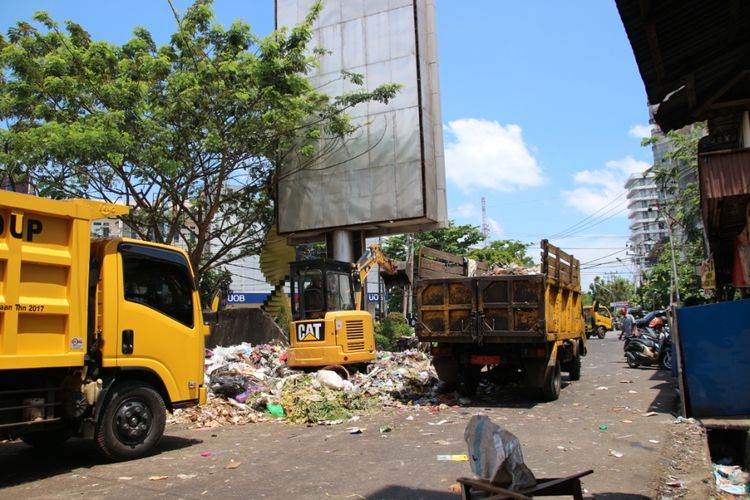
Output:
[276, 0, 447, 241]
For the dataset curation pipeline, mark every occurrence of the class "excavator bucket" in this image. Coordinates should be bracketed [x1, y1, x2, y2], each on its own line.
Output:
[381, 262, 411, 289]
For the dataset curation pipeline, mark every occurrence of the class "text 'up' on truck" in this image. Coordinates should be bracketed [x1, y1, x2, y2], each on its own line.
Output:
[1, 191, 212, 461]
[414, 240, 586, 401]
[286, 243, 406, 371]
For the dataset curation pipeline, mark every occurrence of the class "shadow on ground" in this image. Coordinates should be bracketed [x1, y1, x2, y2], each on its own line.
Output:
[0, 434, 202, 488]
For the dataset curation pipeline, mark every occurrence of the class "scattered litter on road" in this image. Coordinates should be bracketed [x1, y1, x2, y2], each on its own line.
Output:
[429, 419, 450, 426]
[642, 411, 658, 417]
[149, 476, 169, 481]
[225, 461, 241, 469]
[347, 427, 364, 434]
[379, 426, 392, 433]
[713, 464, 750, 495]
[608, 449, 624, 458]
[437, 454, 469, 461]
[434, 439, 452, 445]
[648, 439, 660, 444]
[622, 419, 633, 424]
[200, 451, 212, 457]
[598, 424, 608, 430]
[628, 390, 638, 394]
[177, 474, 197, 479]
[619, 380, 633, 384]
[596, 386, 609, 390]
[117, 477, 133, 481]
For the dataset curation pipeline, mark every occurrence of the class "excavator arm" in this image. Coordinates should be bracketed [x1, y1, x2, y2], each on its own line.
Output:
[353, 244, 399, 310]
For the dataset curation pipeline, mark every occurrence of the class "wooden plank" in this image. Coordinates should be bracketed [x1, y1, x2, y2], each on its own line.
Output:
[420, 246, 464, 265]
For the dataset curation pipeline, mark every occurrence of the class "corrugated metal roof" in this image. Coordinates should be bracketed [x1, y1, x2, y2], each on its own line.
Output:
[616, 0, 750, 131]
[699, 149, 750, 199]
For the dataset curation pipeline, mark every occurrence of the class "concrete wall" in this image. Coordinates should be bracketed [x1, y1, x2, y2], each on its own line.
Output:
[205, 308, 288, 349]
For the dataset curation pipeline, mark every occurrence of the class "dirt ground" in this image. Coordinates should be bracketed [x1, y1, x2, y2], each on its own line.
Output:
[0, 335, 717, 499]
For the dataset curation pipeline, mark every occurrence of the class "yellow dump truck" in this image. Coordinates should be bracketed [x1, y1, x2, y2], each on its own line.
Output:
[415, 240, 586, 401]
[583, 301, 613, 339]
[0, 191, 209, 460]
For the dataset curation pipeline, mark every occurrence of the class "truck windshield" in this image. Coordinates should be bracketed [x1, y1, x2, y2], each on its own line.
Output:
[121, 245, 195, 327]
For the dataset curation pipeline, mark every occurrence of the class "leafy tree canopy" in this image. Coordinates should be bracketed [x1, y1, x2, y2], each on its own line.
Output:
[0, 0, 399, 284]
[588, 275, 636, 307]
[383, 220, 486, 261]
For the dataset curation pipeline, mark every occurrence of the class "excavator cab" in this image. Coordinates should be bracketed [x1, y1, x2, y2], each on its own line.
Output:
[290, 259, 355, 321]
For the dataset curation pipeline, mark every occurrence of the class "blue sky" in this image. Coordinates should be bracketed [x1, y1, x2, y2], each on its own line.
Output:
[1, 1, 652, 288]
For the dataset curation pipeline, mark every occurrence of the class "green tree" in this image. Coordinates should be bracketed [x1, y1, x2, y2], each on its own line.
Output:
[383, 220, 486, 261]
[468, 239, 534, 267]
[588, 275, 636, 306]
[640, 123, 707, 302]
[198, 267, 232, 308]
[0, 1, 399, 286]
[638, 239, 705, 309]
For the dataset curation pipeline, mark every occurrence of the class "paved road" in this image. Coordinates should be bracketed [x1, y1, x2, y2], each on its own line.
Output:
[0, 334, 678, 499]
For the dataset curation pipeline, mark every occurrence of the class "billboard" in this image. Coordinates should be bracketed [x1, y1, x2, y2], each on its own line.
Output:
[276, 0, 447, 241]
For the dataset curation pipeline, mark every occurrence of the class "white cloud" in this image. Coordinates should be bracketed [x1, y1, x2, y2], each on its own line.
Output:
[450, 203, 478, 220]
[444, 119, 545, 193]
[487, 217, 504, 238]
[628, 124, 652, 139]
[561, 156, 649, 217]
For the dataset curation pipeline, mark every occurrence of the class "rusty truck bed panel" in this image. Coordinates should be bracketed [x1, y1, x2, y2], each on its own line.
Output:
[415, 240, 584, 343]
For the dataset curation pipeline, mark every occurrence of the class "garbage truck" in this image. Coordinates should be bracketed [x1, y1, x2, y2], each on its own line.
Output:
[0, 191, 210, 460]
[415, 240, 586, 400]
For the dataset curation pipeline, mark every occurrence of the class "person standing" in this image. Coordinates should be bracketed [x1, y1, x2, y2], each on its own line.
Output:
[618, 308, 636, 340]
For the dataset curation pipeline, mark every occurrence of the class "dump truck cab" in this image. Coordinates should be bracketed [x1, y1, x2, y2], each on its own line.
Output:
[583, 301, 613, 339]
[0, 191, 208, 461]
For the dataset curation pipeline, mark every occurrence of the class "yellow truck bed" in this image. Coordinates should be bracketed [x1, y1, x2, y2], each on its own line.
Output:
[0, 191, 127, 369]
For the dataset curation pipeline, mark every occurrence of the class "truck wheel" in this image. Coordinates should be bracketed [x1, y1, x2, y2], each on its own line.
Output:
[597, 326, 607, 339]
[567, 354, 582, 381]
[456, 365, 481, 397]
[21, 431, 70, 449]
[541, 360, 561, 401]
[95, 382, 166, 461]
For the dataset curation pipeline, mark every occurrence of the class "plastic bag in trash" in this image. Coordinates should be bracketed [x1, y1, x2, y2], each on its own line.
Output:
[209, 372, 249, 398]
[464, 414, 536, 490]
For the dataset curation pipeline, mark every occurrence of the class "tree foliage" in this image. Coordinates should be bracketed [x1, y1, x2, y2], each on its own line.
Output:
[382, 220, 486, 261]
[642, 123, 706, 244]
[588, 275, 636, 306]
[638, 239, 705, 309]
[639, 123, 707, 304]
[0, 1, 399, 284]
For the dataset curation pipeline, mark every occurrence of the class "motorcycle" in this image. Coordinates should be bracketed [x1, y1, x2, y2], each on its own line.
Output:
[624, 326, 672, 369]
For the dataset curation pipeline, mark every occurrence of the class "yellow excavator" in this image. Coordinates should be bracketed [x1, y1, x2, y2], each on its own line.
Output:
[287, 244, 402, 369]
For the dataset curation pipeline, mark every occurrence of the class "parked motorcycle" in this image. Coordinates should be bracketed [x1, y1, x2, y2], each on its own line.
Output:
[623, 322, 671, 369]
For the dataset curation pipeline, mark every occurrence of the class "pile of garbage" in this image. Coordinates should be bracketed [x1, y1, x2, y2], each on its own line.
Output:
[168, 343, 441, 428]
[486, 263, 540, 276]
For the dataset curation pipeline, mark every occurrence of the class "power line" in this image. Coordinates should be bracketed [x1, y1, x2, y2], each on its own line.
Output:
[549, 189, 628, 240]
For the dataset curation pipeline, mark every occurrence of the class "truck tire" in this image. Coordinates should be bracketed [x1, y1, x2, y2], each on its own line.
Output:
[541, 360, 561, 401]
[21, 431, 70, 449]
[456, 365, 481, 397]
[95, 382, 166, 461]
[597, 326, 607, 339]
[567, 354, 582, 381]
